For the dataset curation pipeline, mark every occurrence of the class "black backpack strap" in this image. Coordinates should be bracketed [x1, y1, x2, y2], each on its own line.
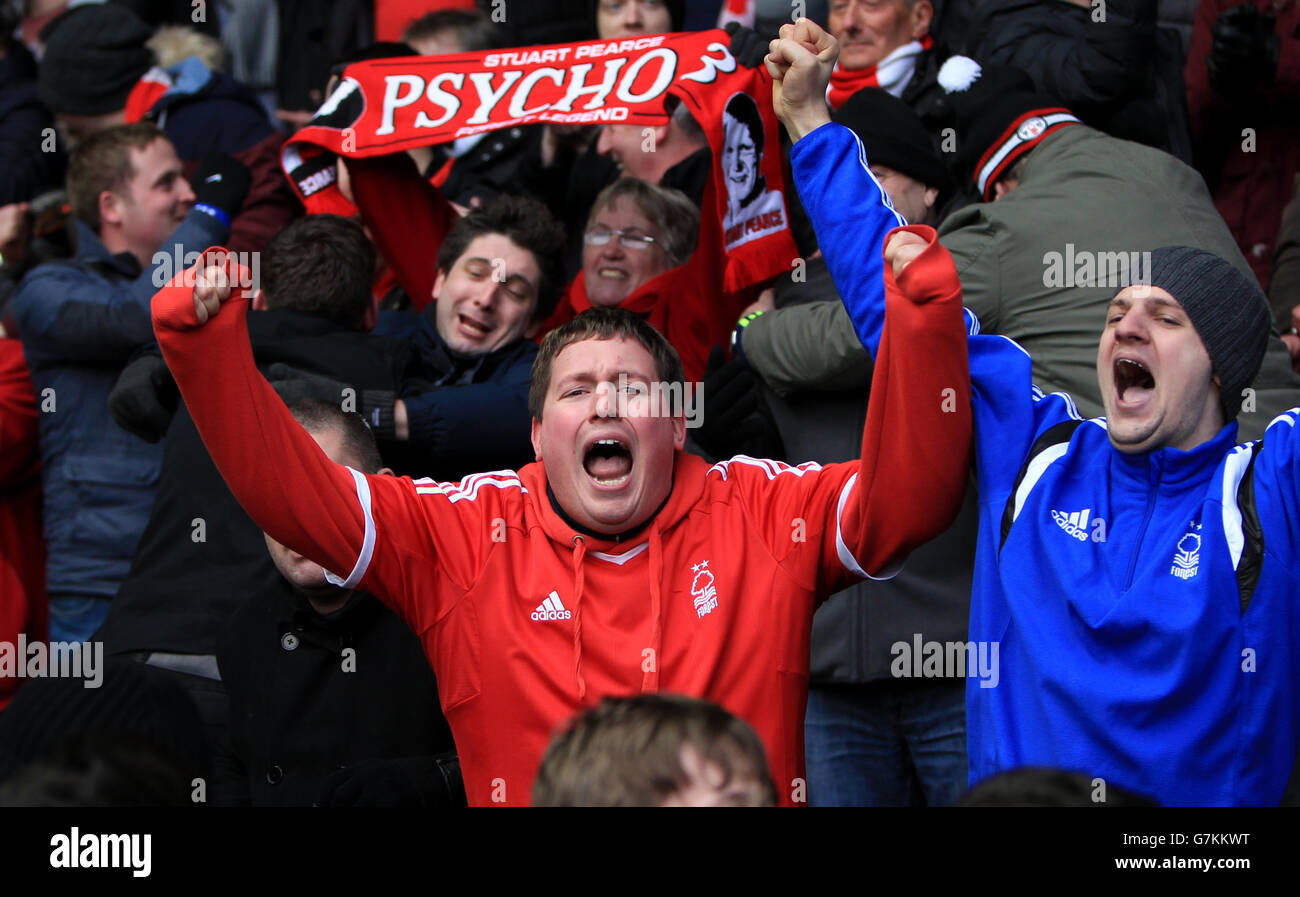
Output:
[1233, 440, 1264, 614]
[999, 419, 1084, 551]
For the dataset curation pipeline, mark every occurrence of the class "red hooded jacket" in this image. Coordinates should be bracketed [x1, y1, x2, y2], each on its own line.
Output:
[151, 231, 972, 805]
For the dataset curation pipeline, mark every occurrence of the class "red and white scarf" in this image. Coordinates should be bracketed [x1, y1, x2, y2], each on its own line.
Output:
[283, 30, 798, 295]
[826, 35, 934, 111]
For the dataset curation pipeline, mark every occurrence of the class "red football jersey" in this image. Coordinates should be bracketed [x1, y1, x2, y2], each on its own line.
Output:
[153, 231, 971, 806]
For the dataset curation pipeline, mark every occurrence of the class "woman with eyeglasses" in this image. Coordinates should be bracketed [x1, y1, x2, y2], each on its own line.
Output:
[537, 177, 745, 381]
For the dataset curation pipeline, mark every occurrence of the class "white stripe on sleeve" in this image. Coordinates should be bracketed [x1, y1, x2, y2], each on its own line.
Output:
[323, 466, 376, 589]
[835, 474, 903, 581]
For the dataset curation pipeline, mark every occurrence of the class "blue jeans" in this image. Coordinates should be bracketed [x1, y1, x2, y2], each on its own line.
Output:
[47, 595, 111, 644]
[805, 679, 968, 807]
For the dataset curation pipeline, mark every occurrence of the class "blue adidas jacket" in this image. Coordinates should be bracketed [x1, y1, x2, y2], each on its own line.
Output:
[791, 122, 1300, 805]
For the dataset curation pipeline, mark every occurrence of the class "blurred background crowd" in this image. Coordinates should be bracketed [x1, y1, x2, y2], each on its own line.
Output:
[0, 0, 1296, 807]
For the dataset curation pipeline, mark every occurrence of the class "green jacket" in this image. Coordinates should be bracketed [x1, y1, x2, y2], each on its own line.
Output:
[742, 125, 1300, 441]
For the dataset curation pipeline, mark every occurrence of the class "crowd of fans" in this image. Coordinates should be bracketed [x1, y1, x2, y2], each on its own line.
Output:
[0, 0, 1298, 808]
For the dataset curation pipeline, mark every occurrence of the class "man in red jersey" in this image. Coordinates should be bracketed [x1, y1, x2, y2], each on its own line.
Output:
[152, 244, 968, 804]
[151, 54, 971, 800]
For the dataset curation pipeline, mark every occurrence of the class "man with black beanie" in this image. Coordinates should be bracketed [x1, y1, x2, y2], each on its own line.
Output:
[767, 16, 1300, 805]
[831, 86, 952, 224]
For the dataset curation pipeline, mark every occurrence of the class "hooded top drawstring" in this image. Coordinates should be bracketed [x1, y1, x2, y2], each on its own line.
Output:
[641, 526, 664, 693]
[570, 526, 666, 701]
[570, 534, 587, 702]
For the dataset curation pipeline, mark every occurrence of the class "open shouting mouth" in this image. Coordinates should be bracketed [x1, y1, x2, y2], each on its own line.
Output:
[1113, 357, 1155, 409]
[583, 436, 633, 488]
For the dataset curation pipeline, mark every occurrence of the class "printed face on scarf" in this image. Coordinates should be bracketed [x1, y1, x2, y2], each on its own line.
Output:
[829, 0, 931, 71]
[597, 0, 672, 39]
[1097, 285, 1224, 454]
[722, 111, 760, 210]
[583, 197, 671, 308]
[434, 234, 541, 355]
[531, 336, 685, 534]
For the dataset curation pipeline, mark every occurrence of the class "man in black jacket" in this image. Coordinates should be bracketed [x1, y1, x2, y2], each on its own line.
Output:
[215, 399, 458, 807]
[94, 214, 420, 769]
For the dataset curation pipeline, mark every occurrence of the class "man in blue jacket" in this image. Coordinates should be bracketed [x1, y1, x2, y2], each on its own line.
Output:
[767, 17, 1299, 805]
[292, 195, 566, 481]
[11, 122, 246, 642]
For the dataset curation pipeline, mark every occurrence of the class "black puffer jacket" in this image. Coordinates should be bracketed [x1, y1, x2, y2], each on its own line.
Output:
[962, 0, 1193, 162]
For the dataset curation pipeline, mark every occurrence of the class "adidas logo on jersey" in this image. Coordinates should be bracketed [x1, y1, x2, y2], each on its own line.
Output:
[1051, 508, 1091, 541]
[531, 591, 571, 621]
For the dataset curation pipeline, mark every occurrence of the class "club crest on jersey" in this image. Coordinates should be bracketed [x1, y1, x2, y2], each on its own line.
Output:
[690, 561, 719, 619]
[1170, 522, 1201, 580]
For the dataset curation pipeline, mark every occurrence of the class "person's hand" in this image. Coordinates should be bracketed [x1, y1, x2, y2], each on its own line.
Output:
[885, 229, 928, 278]
[694, 345, 786, 461]
[725, 21, 769, 69]
[191, 152, 252, 221]
[765, 17, 837, 142]
[109, 354, 178, 443]
[193, 263, 232, 325]
[1207, 3, 1280, 97]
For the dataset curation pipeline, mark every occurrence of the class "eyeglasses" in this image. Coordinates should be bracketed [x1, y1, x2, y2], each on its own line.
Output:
[583, 227, 659, 251]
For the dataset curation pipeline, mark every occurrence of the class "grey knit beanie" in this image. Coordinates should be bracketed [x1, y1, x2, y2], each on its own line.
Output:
[38, 4, 154, 116]
[1120, 246, 1270, 421]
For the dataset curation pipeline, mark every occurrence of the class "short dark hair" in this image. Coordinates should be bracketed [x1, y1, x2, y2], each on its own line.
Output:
[66, 122, 168, 232]
[287, 399, 383, 474]
[532, 694, 777, 807]
[724, 93, 765, 156]
[402, 9, 501, 52]
[436, 195, 566, 322]
[261, 215, 375, 329]
[529, 307, 684, 420]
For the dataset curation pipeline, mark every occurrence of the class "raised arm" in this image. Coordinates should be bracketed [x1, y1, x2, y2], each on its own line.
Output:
[835, 227, 972, 578]
[346, 154, 456, 313]
[766, 18, 907, 357]
[152, 254, 368, 582]
[152, 254, 507, 634]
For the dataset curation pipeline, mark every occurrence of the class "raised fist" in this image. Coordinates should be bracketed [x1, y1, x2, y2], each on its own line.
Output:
[765, 17, 837, 142]
[192, 263, 232, 325]
[885, 229, 928, 278]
